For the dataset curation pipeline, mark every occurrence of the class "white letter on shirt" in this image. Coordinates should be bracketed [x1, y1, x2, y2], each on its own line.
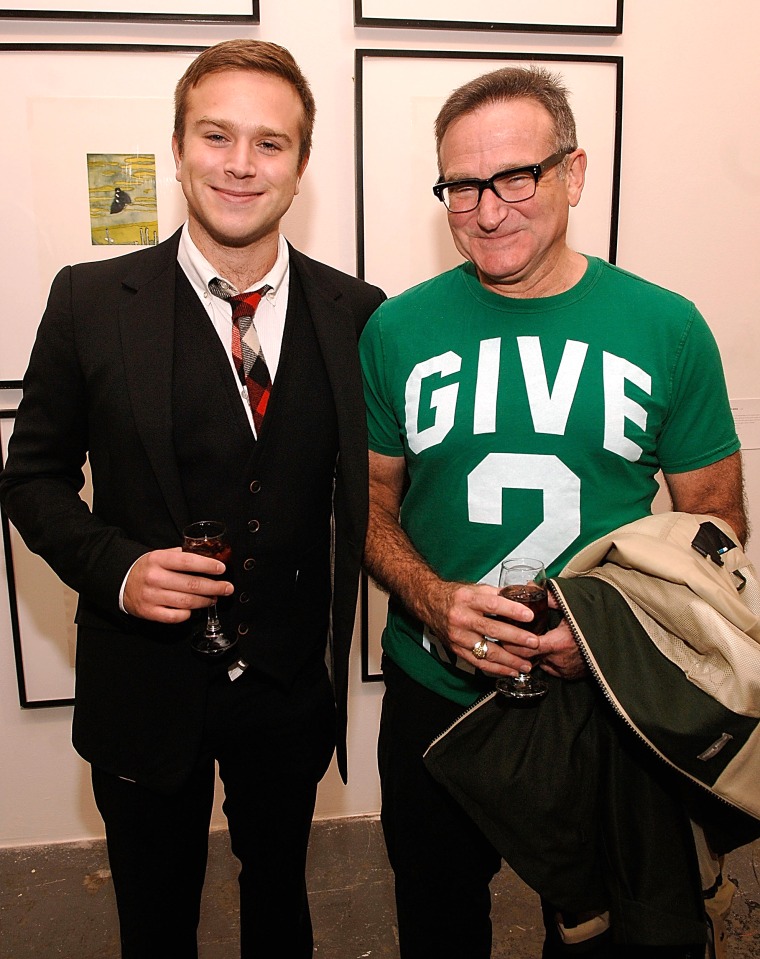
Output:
[603, 352, 651, 462]
[473, 338, 501, 435]
[405, 352, 461, 454]
[518, 337, 588, 435]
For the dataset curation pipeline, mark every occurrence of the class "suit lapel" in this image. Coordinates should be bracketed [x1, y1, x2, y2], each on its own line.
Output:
[119, 230, 188, 536]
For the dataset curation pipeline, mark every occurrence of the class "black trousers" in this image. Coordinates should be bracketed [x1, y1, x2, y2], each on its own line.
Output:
[378, 656, 502, 959]
[378, 656, 705, 959]
[92, 660, 336, 959]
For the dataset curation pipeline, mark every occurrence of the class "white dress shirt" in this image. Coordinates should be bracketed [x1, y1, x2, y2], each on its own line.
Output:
[177, 222, 291, 437]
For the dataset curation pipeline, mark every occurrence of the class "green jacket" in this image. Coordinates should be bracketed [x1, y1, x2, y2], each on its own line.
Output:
[424, 513, 760, 946]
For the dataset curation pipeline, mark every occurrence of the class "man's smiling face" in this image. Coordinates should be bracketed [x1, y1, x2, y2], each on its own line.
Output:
[173, 68, 307, 260]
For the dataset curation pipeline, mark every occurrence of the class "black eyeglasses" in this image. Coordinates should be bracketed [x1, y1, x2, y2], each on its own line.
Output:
[433, 149, 573, 213]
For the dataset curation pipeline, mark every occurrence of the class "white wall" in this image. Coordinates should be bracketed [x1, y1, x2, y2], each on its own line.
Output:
[2, 0, 759, 846]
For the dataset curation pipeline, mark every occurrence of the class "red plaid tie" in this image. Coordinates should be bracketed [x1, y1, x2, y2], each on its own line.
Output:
[209, 279, 272, 433]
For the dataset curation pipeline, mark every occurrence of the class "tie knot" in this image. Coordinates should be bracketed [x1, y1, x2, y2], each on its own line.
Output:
[208, 277, 271, 322]
[229, 290, 266, 321]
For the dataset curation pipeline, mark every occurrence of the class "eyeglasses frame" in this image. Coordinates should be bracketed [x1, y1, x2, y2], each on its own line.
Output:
[432, 148, 574, 212]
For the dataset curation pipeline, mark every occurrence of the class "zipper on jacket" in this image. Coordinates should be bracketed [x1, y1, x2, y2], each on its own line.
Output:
[546, 577, 739, 812]
[545, 578, 621, 714]
[424, 690, 497, 756]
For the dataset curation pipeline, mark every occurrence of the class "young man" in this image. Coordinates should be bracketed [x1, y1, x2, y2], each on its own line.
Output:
[360, 66, 745, 958]
[1, 40, 384, 959]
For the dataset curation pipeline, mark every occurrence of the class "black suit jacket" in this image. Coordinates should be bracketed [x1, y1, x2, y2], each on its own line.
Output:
[0, 228, 385, 790]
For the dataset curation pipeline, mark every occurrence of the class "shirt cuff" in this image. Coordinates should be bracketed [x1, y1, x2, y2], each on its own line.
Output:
[118, 558, 141, 614]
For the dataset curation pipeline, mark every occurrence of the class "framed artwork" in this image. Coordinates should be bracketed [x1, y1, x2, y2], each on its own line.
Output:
[356, 50, 623, 682]
[0, 383, 81, 707]
[356, 50, 623, 298]
[0, 0, 257, 23]
[355, 0, 623, 34]
[0, 43, 204, 381]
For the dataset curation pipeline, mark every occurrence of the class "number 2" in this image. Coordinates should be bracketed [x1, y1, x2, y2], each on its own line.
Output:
[468, 453, 581, 583]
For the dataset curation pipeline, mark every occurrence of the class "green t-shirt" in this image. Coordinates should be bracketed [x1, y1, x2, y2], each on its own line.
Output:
[359, 256, 740, 705]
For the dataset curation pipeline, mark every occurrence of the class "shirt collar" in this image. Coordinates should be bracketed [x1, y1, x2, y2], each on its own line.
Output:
[177, 223, 290, 300]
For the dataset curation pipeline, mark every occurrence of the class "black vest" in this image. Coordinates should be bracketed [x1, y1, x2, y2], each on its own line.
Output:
[172, 268, 339, 685]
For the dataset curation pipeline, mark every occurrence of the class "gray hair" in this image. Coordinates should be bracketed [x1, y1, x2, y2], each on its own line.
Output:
[435, 65, 578, 173]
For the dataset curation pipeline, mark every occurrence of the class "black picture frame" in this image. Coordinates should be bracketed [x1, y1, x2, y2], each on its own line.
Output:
[360, 574, 385, 683]
[0, 0, 257, 22]
[0, 43, 204, 702]
[355, 49, 623, 295]
[1, 382, 77, 708]
[354, 0, 623, 35]
[356, 49, 623, 682]
[0, 43, 205, 382]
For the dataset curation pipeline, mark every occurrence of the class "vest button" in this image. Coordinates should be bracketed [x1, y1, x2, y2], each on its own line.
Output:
[238, 623, 249, 636]
[239, 592, 250, 604]
[243, 558, 256, 571]
[248, 519, 260, 533]
[249, 480, 261, 493]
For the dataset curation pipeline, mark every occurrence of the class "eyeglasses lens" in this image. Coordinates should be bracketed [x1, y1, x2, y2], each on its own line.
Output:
[442, 171, 537, 212]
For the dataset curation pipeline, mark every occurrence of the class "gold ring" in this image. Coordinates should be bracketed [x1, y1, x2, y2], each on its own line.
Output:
[472, 639, 489, 660]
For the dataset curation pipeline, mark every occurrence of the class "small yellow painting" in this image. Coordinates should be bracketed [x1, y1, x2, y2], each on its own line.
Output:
[87, 153, 159, 246]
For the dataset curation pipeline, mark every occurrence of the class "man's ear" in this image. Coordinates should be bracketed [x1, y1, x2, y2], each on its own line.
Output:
[171, 133, 182, 182]
[566, 149, 587, 208]
[295, 152, 310, 194]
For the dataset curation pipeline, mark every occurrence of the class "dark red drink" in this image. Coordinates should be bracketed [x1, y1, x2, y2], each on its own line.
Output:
[181, 521, 232, 580]
[181, 520, 236, 656]
[185, 540, 231, 567]
[498, 582, 548, 635]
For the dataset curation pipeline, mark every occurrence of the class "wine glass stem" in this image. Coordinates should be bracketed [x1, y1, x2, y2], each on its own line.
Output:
[206, 603, 224, 638]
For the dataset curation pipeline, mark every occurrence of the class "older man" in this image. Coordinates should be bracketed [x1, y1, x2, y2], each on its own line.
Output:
[360, 66, 744, 958]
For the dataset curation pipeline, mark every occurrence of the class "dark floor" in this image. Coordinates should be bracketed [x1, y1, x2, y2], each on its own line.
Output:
[1, 818, 758, 958]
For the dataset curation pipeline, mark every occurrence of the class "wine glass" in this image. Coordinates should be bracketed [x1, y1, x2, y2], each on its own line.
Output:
[181, 520, 236, 657]
[494, 557, 549, 700]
